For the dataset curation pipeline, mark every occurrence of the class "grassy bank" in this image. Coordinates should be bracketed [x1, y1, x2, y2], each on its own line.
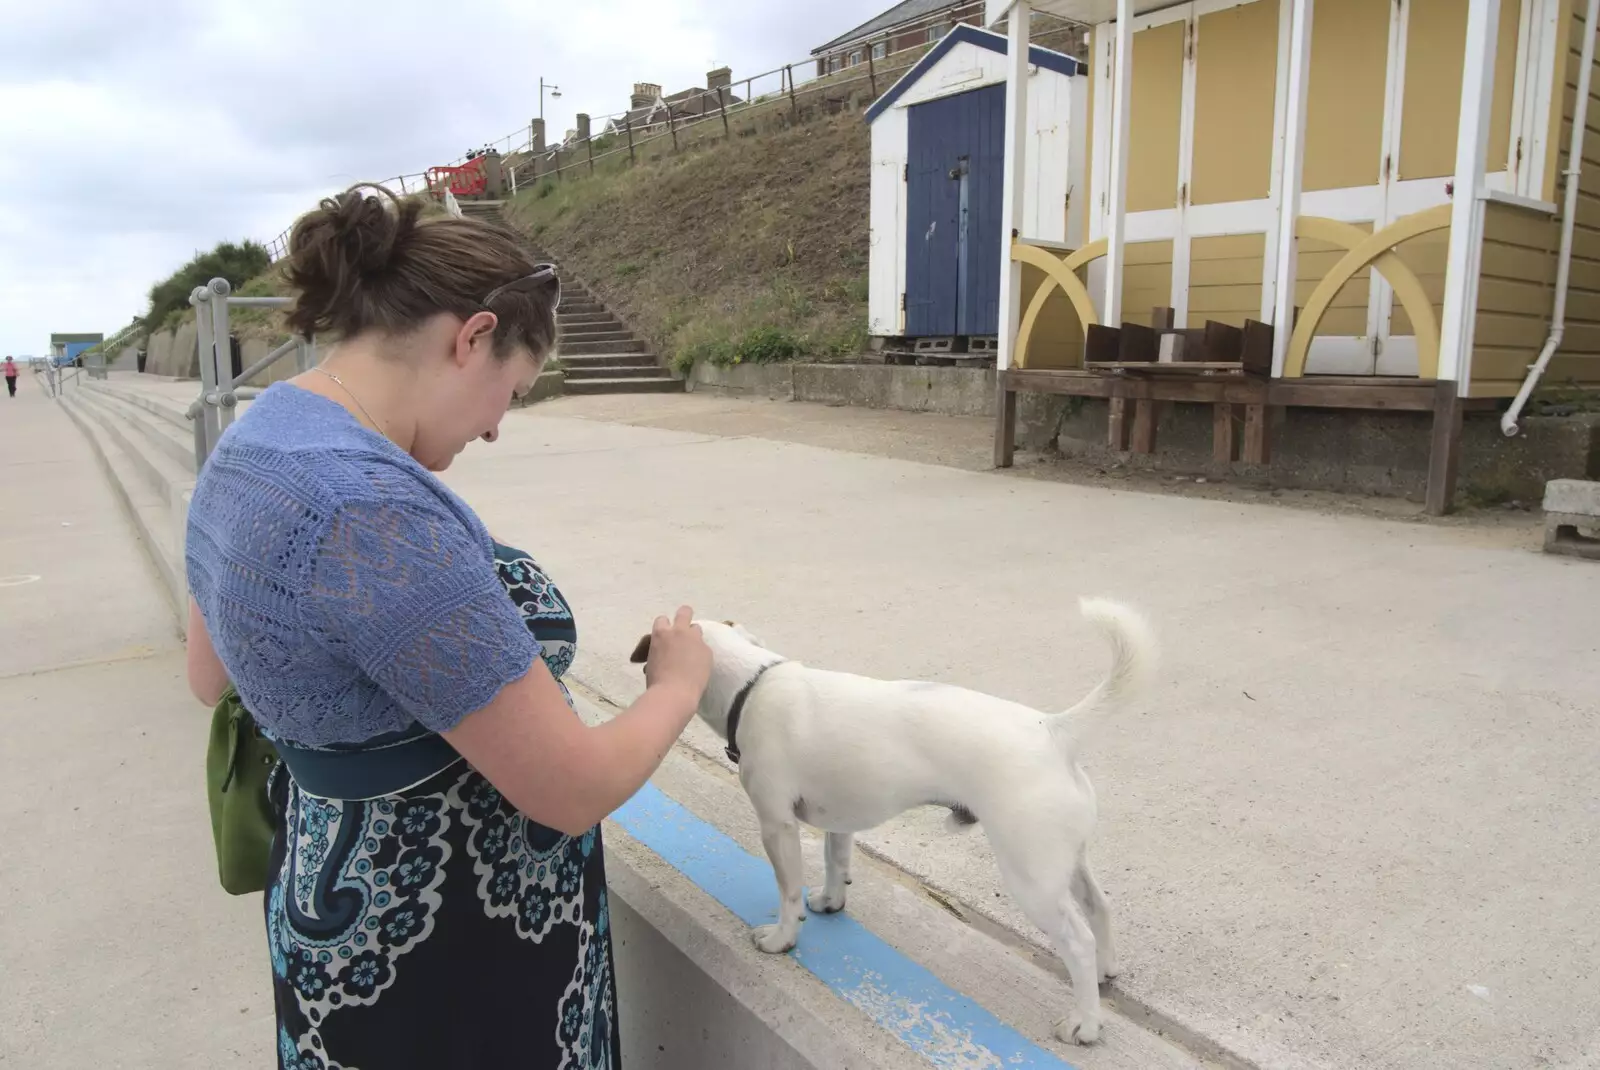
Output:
[505, 111, 872, 375]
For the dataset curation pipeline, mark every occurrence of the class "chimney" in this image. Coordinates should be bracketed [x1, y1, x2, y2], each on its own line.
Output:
[631, 82, 662, 109]
[707, 67, 732, 91]
[576, 113, 592, 141]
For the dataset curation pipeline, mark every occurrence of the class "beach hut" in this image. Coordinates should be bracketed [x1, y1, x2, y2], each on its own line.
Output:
[865, 25, 1087, 349]
[985, 0, 1600, 512]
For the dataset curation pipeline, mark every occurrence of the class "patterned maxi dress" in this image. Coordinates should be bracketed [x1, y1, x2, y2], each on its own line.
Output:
[266, 542, 620, 1070]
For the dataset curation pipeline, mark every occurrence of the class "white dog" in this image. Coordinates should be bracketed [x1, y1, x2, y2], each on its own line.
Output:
[630, 598, 1155, 1046]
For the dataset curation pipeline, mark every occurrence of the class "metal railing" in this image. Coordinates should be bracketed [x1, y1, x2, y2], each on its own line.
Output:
[258, 10, 1088, 259]
[187, 276, 316, 470]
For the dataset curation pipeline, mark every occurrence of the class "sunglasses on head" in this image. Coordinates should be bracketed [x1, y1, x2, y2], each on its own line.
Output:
[482, 263, 560, 310]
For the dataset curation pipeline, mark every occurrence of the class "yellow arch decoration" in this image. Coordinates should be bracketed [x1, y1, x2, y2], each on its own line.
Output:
[1283, 206, 1452, 379]
[1011, 238, 1107, 368]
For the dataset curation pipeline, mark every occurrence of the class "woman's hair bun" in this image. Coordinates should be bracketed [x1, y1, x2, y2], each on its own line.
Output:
[277, 181, 552, 357]
[283, 184, 421, 338]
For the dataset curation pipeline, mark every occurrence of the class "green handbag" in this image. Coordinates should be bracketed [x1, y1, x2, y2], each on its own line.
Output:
[206, 686, 281, 895]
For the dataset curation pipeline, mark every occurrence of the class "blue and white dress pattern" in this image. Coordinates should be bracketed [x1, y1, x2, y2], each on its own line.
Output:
[267, 544, 619, 1070]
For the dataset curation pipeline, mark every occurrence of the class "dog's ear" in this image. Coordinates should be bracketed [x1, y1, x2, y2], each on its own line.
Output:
[629, 634, 652, 664]
[730, 623, 768, 649]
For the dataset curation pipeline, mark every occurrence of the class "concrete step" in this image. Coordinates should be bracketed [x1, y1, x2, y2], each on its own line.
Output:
[57, 393, 189, 614]
[563, 365, 667, 381]
[558, 353, 662, 369]
[563, 338, 649, 356]
[560, 301, 607, 316]
[558, 329, 634, 345]
[559, 313, 622, 328]
[564, 376, 684, 395]
[84, 387, 196, 476]
[86, 382, 192, 434]
[70, 390, 194, 507]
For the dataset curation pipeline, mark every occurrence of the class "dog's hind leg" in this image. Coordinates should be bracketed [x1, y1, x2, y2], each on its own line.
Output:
[1073, 857, 1119, 983]
[1047, 892, 1105, 1045]
[752, 817, 806, 954]
[998, 854, 1104, 1045]
[807, 832, 854, 915]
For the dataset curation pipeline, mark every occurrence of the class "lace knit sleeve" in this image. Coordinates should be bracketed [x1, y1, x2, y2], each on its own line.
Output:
[300, 494, 540, 733]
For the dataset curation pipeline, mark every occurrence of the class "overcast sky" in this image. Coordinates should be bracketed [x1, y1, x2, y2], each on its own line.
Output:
[0, 0, 878, 357]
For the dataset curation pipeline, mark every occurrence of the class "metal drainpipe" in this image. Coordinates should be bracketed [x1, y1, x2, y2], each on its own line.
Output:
[1503, 0, 1600, 437]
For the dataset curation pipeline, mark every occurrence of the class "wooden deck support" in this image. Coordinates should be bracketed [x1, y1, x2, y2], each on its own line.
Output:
[994, 383, 1018, 468]
[996, 369, 1478, 514]
[1426, 382, 1465, 516]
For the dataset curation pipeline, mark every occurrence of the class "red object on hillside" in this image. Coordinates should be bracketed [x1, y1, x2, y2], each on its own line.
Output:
[427, 157, 488, 197]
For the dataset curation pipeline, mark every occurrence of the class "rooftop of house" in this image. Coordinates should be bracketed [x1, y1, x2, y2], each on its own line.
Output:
[812, 0, 975, 55]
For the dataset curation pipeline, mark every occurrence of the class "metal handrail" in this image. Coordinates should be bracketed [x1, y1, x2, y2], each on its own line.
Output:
[188, 277, 316, 470]
[258, 10, 1088, 250]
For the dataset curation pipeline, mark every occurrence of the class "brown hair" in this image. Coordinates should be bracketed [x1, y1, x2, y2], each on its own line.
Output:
[282, 184, 556, 360]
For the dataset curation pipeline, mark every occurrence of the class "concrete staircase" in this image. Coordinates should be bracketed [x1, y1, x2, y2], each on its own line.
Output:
[56, 378, 198, 615]
[459, 200, 682, 395]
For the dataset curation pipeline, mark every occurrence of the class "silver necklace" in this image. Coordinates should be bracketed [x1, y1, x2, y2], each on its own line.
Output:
[312, 366, 388, 437]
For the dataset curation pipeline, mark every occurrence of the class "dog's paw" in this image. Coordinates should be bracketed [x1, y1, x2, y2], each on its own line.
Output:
[1098, 960, 1120, 985]
[807, 888, 848, 914]
[751, 924, 798, 955]
[1055, 1013, 1102, 1046]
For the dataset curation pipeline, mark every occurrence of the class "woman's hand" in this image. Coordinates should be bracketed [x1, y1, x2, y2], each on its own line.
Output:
[642, 606, 712, 705]
[444, 606, 711, 836]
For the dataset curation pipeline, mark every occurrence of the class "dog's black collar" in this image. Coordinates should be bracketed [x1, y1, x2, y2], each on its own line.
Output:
[724, 660, 785, 766]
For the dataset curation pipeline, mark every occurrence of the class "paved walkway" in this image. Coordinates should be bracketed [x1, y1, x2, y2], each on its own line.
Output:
[433, 392, 1597, 1070]
[15, 375, 1600, 1069]
[0, 382, 269, 1068]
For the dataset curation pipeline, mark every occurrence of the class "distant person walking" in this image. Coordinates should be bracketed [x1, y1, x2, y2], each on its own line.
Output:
[3, 356, 17, 397]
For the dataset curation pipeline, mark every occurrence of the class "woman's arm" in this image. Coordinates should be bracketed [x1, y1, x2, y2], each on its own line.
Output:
[444, 608, 710, 836]
[186, 597, 230, 706]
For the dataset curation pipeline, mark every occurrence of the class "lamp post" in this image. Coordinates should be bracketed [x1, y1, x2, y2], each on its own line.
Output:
[540, 77, 562, 122]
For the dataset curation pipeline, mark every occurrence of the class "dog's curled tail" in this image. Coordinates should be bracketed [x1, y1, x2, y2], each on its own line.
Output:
[1048, 597, 1158, 753]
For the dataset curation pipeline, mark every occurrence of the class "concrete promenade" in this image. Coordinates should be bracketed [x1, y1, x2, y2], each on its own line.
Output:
[8, 374, 1599, 1069]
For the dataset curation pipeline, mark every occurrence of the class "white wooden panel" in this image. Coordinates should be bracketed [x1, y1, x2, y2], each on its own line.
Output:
[868, 114, 909, 336]
[1024, 70, 1077, 243]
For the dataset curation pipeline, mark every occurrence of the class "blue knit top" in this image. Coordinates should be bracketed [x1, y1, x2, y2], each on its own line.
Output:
[185, 383, 539, 748]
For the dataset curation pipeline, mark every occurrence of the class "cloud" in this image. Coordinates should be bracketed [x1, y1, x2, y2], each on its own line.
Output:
[0, 0, 877, 356]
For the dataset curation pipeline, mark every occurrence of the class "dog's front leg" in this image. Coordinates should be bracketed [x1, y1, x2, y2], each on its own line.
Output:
[807, 832, 854, 914]
[752, 818, 806, 954]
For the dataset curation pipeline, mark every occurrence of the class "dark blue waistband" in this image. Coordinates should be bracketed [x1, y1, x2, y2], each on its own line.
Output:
[274, 732, 463, 801]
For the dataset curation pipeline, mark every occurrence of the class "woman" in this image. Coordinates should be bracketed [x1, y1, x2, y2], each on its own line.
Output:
[184, 185, 711, 1069]
[4, 355, 17, 397]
